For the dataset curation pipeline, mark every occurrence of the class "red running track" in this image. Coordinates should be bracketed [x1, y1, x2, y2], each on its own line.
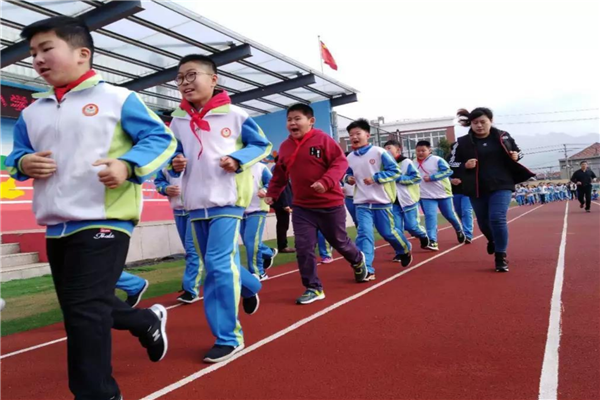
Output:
[1, 202, 598, 400]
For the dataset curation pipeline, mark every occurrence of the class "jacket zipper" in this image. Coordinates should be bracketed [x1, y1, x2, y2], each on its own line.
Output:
[474, 146, 480, 198]
[48, 97, 65, 222]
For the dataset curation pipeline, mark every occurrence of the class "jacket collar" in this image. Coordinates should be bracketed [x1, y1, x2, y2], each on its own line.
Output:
[32, 74, 104, 99]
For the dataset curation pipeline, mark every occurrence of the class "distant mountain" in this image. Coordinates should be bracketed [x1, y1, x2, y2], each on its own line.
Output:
[512, 132, 599, 171]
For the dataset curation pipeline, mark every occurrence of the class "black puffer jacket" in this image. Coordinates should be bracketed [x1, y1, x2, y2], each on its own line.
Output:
[448, 128, 535, 197]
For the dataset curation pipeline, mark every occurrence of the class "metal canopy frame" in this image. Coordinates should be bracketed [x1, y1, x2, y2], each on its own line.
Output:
[121, 44, 253, 92]
[0, 0, 143, 68]
[0, 0, 359, 116]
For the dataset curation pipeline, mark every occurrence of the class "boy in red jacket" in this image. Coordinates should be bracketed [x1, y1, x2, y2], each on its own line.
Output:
[265, 104, 367, 304]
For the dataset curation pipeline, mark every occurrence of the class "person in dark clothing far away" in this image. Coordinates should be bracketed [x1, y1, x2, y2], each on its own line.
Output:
[571, 161, 597, 212]
[270, 156, 295, 253]
[449, 107, 535, 273]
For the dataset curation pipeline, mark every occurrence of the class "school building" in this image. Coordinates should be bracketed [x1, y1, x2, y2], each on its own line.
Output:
[0, 0, 358, 281]
[558, 142, 600, 180]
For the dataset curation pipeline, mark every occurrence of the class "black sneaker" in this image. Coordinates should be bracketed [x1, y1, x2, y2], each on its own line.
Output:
[487, 242, 495, 255]
[580, 203, 584, 209]
[364, 272, 376, 281]
[109, 393, 122, 400]
[457, 231, 466, 244]
[399, 252, 413, 268]
[263, 248, 279, 270]
[419, 236, 430, 249]
[125, 279, 149, 308]
[243, 294, 260, 315]
[258, 273, 269, 281]
[352, 252, 368, 283]
[426, 241, 439, 251]
[177, 291, 198, 304]
[465, 237, 472, 244]
[139, 304, 168, 362]
[495, 252, 509, 273]
[203, 344, 245, 364]
[392, 254, 402, 263]
[586, 209, 591, 213]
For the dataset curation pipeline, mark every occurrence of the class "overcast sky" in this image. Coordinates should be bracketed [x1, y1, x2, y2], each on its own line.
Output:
[176, 0, 599, 137]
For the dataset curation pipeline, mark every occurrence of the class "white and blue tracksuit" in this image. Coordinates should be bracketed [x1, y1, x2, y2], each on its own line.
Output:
[342, 182, 358, 227]
[154, 169, 202, 296]
[240, 163, 272, 276]
[115, 271, 146, 296]
[170, 102, 271, 347]
[516, 187, 527, 206]
[346, 145, 411, 274]
[416, 155, 463, 242]
[317, 231, 332, 259]
[392, 157, 428, 240]
[5, 74, 177, 237]
[452, 195, 474, 240]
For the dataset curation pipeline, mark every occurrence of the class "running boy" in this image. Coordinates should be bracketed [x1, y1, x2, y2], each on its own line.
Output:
[5, 16, 172, 400]
[154, 168, 202, 303]
[384, 139, 430, 250]
[346, 121, 413, 278]
[265, 104, 367, 304]
[415, 140, 465, 250]
[169, 54, 269, 363]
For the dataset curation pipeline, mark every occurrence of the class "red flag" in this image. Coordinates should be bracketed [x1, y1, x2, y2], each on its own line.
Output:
[320, 41, 338, 71]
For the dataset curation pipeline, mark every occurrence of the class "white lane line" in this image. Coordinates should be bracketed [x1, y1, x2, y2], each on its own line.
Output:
[0, 265, 305, 360]
[538, 202, 569, 400]
[0, 206, 522, 360]
[141, 205, 544, 400]
[0, 337, 68, 359]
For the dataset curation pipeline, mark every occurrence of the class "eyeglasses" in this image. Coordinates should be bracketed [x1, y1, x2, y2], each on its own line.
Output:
[174, 71, 214, 86]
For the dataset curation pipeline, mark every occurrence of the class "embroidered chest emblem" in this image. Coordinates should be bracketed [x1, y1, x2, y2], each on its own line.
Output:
[82, 104, 99, 116]
[221, 128, 232, 138]
[369, 159, 376, 165]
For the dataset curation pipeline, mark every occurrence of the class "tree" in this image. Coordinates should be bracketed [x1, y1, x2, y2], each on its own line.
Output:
[437, 138, 452, 159]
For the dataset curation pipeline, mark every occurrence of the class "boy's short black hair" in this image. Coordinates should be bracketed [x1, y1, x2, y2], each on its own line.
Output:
[416, 140, 431, 148]
[346, 118, 370, 134]
[21, 16, 94, 66]
[178, 54, 217, 74]
[383, 139, 402, 149]
[580, 160, 588, 165]
[287, 103, 314, 118]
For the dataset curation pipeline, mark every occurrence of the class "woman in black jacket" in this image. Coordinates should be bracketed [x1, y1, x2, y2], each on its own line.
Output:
[449, 107, 535, 272]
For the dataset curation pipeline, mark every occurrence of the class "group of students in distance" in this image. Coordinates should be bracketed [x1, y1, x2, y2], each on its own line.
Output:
[4, 14, 564, 400]
[514, 162, 598, 210]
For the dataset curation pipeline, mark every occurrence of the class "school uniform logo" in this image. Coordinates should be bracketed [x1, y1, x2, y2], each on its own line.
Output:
[369, 159, 376, 165]
[94, 228, 115, 239]
[221, 128, 232, 138]
[82, 104, 99, 116]
[309, 147, 322, 158]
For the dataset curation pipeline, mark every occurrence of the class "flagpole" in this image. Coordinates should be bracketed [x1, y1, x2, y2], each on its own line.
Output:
[318, 35, 324, 75]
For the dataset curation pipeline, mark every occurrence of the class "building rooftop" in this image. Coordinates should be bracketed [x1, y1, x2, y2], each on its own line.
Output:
[0, 0, 358, 116]
[563, 142, 600, 160]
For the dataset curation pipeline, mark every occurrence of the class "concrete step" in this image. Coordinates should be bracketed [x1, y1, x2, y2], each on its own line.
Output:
[1, 263, 51, 282]
[0, 243, 20, 255]
[0, 252, 40, 268]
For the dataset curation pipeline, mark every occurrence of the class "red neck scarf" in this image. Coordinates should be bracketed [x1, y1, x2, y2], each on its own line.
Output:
[179, 90, 231, 159]
[54, 70, 96, 102]
[287, 129, 316, 172]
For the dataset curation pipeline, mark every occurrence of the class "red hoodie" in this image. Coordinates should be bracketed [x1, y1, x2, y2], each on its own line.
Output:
[267, 129, 347, 208]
